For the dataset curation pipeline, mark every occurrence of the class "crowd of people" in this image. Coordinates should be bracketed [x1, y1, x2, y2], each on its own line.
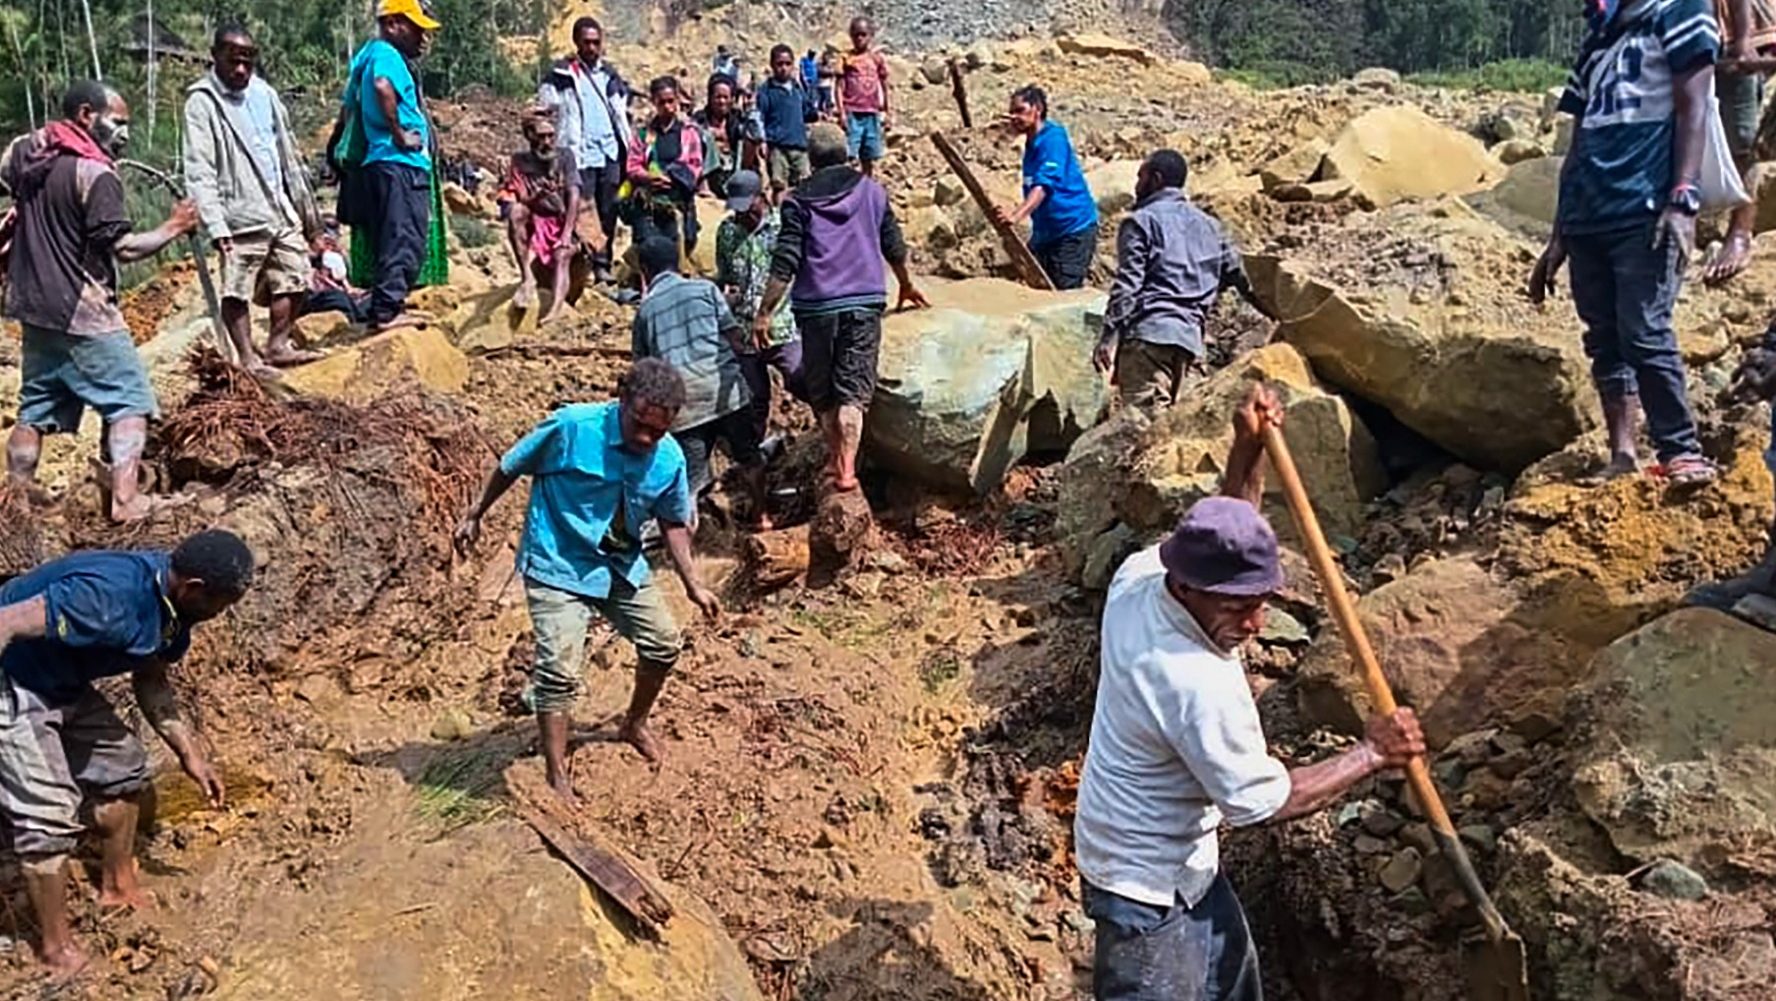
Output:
[9, 1, 1776, 997]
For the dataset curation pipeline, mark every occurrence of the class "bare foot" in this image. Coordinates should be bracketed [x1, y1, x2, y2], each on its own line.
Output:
[513, 283, 537, 310]
[36, 941, 90, 981]
[539, 307, 569, 326]
[1706, 230, 1755, 286]
[369, 312, 429, 334]
[617, 719, 664, 767]
[1603, 452, 1639, 478]
[98, 876, 155, 913]
[545, 772, 579, 802]
[111, 493, 193, 524]
[263, 346, 326, 367]
[832, 476, 861, 493]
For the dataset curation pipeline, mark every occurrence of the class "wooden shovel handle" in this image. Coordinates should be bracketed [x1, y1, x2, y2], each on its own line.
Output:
[1261, 421, 1526, 949]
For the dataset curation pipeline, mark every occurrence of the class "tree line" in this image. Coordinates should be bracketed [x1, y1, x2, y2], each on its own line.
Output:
[1168, 0, 1587, 86]
[0, 0, 547, 163]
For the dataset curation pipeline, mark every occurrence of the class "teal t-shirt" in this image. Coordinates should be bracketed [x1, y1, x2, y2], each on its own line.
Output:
[499, 402, 694, 599]
[350, 39, 431, 171]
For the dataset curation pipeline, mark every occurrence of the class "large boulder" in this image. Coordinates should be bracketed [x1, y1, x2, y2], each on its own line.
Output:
[1465, 155, 1561, 240]
[1085, 159, 1142, 215]
[1056, 32, 1155, 65]
[1295, 556, 1587, 748]
[1258, 139, 1329, 192]
[284, 328, 470, 404]
[867, 278, 1108, 494]
[1569, 608, 1776, 871]
[1058, 343, 1384, 583]
[1320, 106, 1505, 209]
[1245, 204, 1596, 471]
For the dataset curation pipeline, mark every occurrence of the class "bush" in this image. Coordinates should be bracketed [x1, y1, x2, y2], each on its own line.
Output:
[453, 216, 496, 249]
[1408, 58, 1569, 93]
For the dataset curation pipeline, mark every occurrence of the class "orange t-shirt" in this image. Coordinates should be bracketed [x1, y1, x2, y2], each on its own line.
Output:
[840, 50, 888, 114]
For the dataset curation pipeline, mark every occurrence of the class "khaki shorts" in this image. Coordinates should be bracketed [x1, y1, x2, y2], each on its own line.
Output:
[767, 146, 811, 191]
[1115, 338, 1202, 411]
[0, 676, 150, 859]
[524, 576, 682, 713]
[220, 228, 312, 307]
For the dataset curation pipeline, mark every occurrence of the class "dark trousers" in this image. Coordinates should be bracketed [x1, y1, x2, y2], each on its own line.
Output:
[631, 199, 700, 255]
[1033, 221, 1099, 290]
[578, 161, 623, 271]
[1566, 219, 1703, 463]
[740, 340, 807, 442]
[1082, 876, 1262, 1001]
[301, 288, 369, 325]
[364, 161, 431, 326]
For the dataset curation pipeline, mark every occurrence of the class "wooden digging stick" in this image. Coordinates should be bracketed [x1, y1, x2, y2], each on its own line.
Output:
[1260, 422, 1530, 1001]
[929, 132, 1055, 292]
[947, 57, 973, 128]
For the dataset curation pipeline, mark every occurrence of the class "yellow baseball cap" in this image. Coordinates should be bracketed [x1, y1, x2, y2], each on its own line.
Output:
[377, 0, 441, 31]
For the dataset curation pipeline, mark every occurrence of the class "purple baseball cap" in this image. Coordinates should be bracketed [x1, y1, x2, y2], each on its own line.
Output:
[1158, 496, 1285, 597]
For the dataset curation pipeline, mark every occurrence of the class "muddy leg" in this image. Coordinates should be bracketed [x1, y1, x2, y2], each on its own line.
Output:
[264, 294, 322, 366]
[221, 299, 276, 378]
[617, 662, 670, 766]
[106, 417, 155, 523]
[93, 797, 150, 910]
[537, 710, 575, 799]
[541, 245, 576, 325]
[833, 404, 863, 492]
[508, 205, 538, 309]
[21, 855, 88, 979]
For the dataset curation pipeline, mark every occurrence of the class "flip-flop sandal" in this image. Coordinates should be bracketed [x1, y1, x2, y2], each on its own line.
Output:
[1660, 456, 1719, 489]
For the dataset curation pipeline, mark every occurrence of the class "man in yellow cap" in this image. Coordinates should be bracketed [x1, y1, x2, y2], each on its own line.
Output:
[336, 0, 441, 333]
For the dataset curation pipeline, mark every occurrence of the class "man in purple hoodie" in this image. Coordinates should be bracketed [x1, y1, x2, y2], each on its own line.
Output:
[754, 123, 928, 493]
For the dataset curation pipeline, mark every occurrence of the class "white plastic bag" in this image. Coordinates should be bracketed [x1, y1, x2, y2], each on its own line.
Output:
[1701, 72, 1752, 213]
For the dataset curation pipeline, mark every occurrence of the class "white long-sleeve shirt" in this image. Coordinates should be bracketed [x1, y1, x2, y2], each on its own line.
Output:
[1074, 545, 1292, 908]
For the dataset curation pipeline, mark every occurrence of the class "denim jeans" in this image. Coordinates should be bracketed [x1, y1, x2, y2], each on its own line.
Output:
[739, 340, 807, 443]
[1033, 221, 1099, 290]
[1566, 219, 1704, 463]
[1081, 875, 1263, 1001]
[362, 161, 432, 325]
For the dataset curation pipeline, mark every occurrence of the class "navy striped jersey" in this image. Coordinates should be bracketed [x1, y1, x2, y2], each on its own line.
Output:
[1557, 0, 1720, 234]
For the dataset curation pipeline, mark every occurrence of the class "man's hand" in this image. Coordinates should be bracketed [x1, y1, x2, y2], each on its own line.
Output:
[648, 174, 673, 191]
[751, 311, 774, 349]
[1233, 383, 1285, 444]
[1526, 236, 1567, 305]
[1092, 336, 1116, 374]
[167, 199, 200, 238]
[453, 512, 482, 558]
[213, 236, 235, 257]
[687, 582, 722, 621]
[991, 204, 1014, 227]
[1729, 345, 1776, 402]
[896, 284, 931, 311]
[397, 128, 425, 152]
[1653, 207, 1697, 265]
[181, 748, 226, 808]
[1361, 708, 1427, 770]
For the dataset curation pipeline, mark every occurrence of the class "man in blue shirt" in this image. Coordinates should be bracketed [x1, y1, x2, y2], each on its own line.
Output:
[1529, 0, 1720, 488]
[454, 359, 721, 797]
[759, 44, 817, 201]
[994, 85, 1100, 290]
[344, 0, 439, 332]
[0, 530, 253, 978]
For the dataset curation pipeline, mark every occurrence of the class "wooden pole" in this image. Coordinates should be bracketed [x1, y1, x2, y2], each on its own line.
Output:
[929, 132, 1055, 292]
[947, 57, 971, 128]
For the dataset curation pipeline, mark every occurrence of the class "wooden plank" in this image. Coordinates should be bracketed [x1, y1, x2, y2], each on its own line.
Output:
[929, 132, 1056, 291]
[947, 58, 972, 128]
[513, 774, 674, 931]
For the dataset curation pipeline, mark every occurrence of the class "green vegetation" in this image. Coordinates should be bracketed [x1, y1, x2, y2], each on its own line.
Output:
[1174, 0, 1585, 88]
[0, 0, 548, 166]
[452, 214, 495, 249]
[413, 747, 507, 836]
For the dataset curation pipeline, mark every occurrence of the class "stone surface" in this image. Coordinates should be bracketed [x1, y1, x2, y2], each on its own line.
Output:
[1320, 106, 1505, 209]
[1637, 859, 1709, 901]
[1378, 847, 1423, 892]
[1465, 155, 1561, 240]
[1058, 343, 1384, 582]
[1570, 609, 1776, 871]
[1296, 557, 1586, 748]
[1489, 138, 1547, 165]
[868, 278, 1108, 494]
[1056, 32, 1154, 65]
[1084, 159, 1142, 215]
[283, 328, 470, 404]
[1258, 140, 1330, 192]
[1351, 67, 1402, 93]
[1245, 206, 1595, 471]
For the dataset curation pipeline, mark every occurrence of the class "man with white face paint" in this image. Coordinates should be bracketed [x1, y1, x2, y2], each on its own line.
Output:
[2, 80, 199, 521]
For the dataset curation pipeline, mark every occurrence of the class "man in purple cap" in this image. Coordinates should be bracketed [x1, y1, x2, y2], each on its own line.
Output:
[1074, 386, 1426, 1001]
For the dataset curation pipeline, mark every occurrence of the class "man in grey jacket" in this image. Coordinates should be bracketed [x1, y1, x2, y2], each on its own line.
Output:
[183, 24, 324, 378]
[537, 16, 633, 285]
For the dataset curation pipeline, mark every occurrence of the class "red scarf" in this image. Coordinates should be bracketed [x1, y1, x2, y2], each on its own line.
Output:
[38, 120, 112, 165]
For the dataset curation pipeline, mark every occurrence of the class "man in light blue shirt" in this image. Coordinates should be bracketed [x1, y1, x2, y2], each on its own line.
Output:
[454, 359, 720, 797]
[342, 0, 437, 330]
[539, 15, 635, 282]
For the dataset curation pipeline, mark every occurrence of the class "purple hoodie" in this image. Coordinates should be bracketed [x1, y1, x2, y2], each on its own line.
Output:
[769, 166, 908, 315]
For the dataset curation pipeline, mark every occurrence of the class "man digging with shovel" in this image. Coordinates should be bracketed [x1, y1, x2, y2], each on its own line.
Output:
[1075, 386, 1427, 1000]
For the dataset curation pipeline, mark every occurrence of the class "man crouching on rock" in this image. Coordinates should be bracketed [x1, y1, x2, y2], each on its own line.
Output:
[0, 529, 251, 978]
[454, 359, 721, 795]
[1074, 387, 1425, 1001]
